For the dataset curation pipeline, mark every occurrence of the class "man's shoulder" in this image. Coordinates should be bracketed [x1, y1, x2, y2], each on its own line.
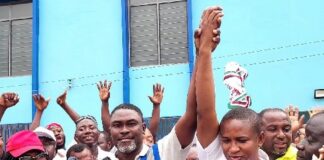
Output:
[276, 145, 297, 160]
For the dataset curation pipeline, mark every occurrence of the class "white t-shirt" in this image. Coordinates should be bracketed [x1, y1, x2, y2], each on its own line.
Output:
[98, 147, 115, 160]
[312, 154, 320, 160]
[108, 127, 192, 160]
[53, 148, 66, 160]
[197, 135, 269, 160]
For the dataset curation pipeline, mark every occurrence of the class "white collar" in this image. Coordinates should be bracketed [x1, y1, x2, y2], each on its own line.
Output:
[136, 144, 150, 158]
[113, 144, 150, 160]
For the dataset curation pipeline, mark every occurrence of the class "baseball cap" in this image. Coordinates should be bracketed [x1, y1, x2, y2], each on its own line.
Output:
[34, 126, 56, 141]
[6, 130, 45, 157]
[46, 122, 63, 130]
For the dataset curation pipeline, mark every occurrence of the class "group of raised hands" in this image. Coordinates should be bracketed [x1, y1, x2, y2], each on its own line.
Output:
[31, 80, 163, 112]
[1, 80, 165, 149]
[285, 105, 324, 133]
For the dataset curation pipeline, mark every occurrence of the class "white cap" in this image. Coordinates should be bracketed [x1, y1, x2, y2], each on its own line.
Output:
[34, 126, 56, 141]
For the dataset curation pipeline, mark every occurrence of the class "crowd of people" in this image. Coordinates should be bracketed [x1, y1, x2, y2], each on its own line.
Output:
[0, 6, 324, 160]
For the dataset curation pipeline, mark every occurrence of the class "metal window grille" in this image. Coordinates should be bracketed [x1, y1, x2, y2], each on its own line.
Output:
[129, 0, 188, 67]
[0, 3, 32, 77]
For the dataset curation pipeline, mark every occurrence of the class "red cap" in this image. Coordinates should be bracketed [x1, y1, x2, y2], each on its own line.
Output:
[6, 130, 45, 157]
[46, 122, 63, 130]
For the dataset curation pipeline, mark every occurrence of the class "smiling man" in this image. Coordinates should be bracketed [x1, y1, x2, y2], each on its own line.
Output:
[108, 98, 197, 160]
[259, 108, 297, 160]
[110, 105, 144, 158]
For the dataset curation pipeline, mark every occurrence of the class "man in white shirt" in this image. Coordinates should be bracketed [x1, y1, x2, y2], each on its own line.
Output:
[106, 101, 195, 160]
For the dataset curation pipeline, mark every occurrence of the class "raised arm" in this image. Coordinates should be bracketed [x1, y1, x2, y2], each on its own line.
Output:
[173, 8, 222, 147]
[285, 105, 305, 139]
[97, 80, 112, 132]
[196, 6, 223, 148]
[148, 83, 164, 142]
[30, 94, 50, 130]
[57, 90, 80, 123]
[0, 92, 19, 121]
[174, 29, 200, 148]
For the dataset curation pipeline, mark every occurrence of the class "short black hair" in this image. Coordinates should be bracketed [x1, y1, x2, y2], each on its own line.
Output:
[111, 103, 144, 122]
[259, 108, 289, 126]
[220, 107, 262, 135]
[308, 110, 324, 124]
[66, 144, 91, 160]
[259, 108, 287, 118]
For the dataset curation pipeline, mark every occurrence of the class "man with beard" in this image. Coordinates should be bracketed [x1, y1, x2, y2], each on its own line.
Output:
[74, 115, 114, 159]
[296, 112, 324, 160]
[108, 102, 195, 160]
[259, 108, 297, 160]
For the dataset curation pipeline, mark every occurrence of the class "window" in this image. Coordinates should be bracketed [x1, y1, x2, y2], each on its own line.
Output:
[0, 2, 32, 77]
[129, 0, 188, 67]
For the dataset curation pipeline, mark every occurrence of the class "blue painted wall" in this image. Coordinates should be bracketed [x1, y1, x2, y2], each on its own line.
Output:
[0, 76, 32, 124]
[192, 0, 324, 117]
[129, 0, 324, 120]
[1, 0, 324, 144]
[37, 0, 124, 142]
[129, 64, 190, 117]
